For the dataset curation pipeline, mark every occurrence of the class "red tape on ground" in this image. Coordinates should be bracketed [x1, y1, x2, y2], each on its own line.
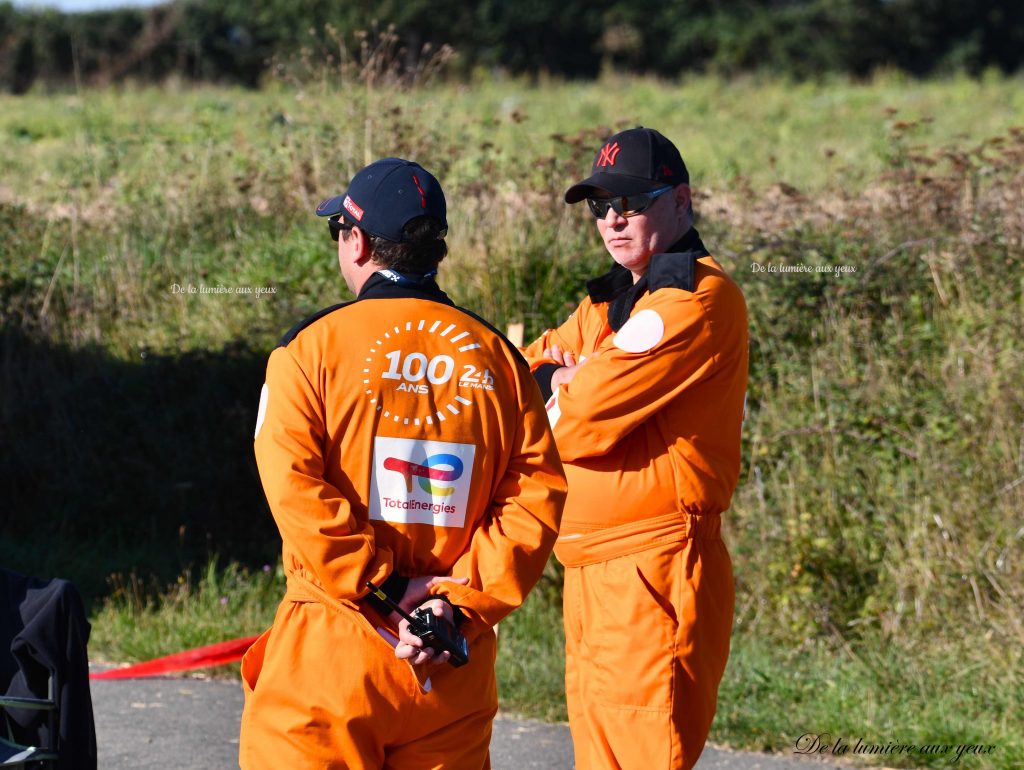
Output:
[89, 635, 260, 680]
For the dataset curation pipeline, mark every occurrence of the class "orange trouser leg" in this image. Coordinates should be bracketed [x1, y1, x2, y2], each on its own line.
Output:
[239, 599, 497, 770]
[383, 703, 493, 770]
[563, 536, 734, 770]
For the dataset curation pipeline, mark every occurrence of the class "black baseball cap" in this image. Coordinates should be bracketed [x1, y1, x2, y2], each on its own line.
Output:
[564, 127, 689, 204]
[316, 158, 448, 242]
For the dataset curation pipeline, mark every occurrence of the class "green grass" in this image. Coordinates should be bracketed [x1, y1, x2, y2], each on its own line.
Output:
[4, 72, 1024, 207]
[2, 73, 1022, 357]
[493, 563, 567, 722]
[89, 559, 284, 669]
[717, 635, 1023, 769]
[3, 70, 1023, 768]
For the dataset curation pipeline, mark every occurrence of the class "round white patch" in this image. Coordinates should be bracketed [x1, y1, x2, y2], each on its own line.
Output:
[613, 309, 665, 353]
[254, 383, 269, 439]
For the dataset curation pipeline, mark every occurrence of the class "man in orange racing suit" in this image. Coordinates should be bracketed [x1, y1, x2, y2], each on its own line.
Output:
[239, 158, 566, 770]
[522, 128, 748, 770]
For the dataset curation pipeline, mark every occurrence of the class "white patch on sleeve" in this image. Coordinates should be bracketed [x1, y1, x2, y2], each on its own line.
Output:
[254, 383, 269, 439]
[613, 309, 665, 353]
[545, 390, 561, 429]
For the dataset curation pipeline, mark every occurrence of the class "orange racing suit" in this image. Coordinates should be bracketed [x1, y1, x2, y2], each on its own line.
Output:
[240, 271, 566, 770]
[522, 228, 748, 770]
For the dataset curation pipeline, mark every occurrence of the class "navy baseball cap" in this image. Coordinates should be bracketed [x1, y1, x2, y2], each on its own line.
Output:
[316, 158, 448, 242]
[564, 127, 689, 204]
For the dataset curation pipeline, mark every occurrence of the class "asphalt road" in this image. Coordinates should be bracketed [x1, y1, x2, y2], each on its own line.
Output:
[91, 676, 848, 769]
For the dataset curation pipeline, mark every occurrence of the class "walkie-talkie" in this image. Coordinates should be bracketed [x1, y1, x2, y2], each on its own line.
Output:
[365, 580, 470, 668]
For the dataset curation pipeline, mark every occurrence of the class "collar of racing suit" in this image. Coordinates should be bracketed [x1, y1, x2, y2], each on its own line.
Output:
[357, 269, 456, 305]
[586, 227, 710, 332]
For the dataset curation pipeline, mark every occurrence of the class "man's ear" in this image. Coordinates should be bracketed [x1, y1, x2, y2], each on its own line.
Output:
[349, 226, 373, 266]
[674, 184, 692, 212]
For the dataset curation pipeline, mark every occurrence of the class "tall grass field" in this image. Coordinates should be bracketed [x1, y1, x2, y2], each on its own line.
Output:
[2, 65, 1022, 769]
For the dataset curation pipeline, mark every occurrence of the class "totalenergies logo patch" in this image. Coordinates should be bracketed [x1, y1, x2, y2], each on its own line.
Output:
[383, 454, 464, 497]
[370, 437, 475, 528]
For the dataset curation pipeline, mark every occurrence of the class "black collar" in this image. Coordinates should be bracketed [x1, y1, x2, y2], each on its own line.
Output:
[585, 227, 710, 332]
[357, 270, 455, 305]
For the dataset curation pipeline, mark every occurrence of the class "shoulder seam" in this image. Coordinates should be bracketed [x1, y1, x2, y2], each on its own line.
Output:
[282, 344, 324, 418]
[277, 300, 355, 348]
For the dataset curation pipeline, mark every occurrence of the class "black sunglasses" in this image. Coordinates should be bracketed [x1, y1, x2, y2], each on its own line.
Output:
[328, 216, 354, 241]
[587, 185, 674, 219]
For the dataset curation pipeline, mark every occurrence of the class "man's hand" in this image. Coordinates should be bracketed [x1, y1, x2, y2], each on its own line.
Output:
[395, 597, 457, 671]
[545, 345, 596, 389]
[394, 575, 468, 619]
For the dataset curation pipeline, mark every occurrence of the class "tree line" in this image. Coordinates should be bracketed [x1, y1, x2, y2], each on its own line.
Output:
[2, 0, 1022, 92]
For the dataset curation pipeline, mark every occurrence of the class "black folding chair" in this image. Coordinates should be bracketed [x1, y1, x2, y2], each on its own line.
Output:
[0, 569, 96, 770]
[0, 686, 59, 767]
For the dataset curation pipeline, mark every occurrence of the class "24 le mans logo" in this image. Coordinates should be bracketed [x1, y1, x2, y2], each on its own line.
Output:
[370, 437, 475, 528]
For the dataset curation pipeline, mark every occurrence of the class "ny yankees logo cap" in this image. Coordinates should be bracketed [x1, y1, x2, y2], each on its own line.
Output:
[564, 127, 689, 204]
[316, 157, 448, 242]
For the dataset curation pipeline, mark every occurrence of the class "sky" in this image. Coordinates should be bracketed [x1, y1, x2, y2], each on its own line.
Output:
[13, 0, 167, 11]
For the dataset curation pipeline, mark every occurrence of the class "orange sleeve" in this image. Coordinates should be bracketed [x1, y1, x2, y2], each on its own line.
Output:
[430, 361, 566, 637]
[254, 345, 394, 600]
[548, 287, 745, 462]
